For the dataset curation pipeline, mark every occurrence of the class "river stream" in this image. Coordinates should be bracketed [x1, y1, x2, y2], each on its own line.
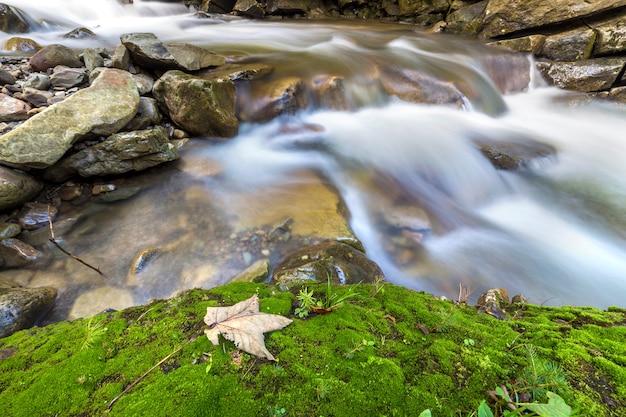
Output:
[2, 0, 626, 322]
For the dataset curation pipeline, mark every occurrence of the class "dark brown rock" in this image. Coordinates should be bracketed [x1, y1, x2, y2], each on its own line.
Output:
[379, 66, 465, 107]
[29, 44, 82, 72]
[238, 76, 309, 122]
[0, 282, 57, 337]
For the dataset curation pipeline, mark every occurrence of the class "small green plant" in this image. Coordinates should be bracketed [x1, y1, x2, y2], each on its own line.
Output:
[344, 339, 375, 359]
[515, 345, 567, 401]
[294, 287, 318, 318]
[294, 273, 359, 318]
[316, 379, 331, 400]
[80, 318, 108, 351]
[464, 338, 475, 347]
[267, 405, 286, 417]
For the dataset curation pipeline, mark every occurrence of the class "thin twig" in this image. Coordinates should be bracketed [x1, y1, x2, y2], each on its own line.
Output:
[47, 205, 105, 276]
[107, 336, 197, 409]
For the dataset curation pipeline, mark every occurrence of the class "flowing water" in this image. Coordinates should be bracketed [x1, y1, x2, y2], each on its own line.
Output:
[2, 0, 626, 322]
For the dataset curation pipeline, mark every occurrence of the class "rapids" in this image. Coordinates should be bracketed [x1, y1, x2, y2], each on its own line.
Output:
[2, 0, 625, 322]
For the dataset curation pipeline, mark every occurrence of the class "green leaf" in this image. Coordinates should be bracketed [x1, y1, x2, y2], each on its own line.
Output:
[477, 400, 494, 417]
[519, 392, 573, 417]
[418, 410, 432, 417]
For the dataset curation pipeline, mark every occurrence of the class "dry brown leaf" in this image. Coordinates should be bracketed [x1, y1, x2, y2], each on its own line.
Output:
[203, 294, 292, 361]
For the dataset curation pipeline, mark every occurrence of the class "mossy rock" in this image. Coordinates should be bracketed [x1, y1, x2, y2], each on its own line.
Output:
[0, 282, 625, 416]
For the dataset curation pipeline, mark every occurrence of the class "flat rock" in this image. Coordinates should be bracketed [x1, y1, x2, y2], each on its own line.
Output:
[0, 238, 43, 267]
[121, 32, 225, 71]
[0, 281, 57, 337]
[0, 93, 31, 122]
[536, 58, 625, 92]
[0, 68, 139, 169]
[480, 0, 626, 38]
[540, 28, 596, 61]
[379, 66, 465, 107]
[0, 166, 42, 212]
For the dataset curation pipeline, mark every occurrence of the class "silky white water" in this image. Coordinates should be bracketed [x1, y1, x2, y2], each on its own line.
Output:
[2, 0, 625, 320]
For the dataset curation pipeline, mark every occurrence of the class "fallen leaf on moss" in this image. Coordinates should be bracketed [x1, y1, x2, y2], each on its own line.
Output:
[203, 294, 292, 361]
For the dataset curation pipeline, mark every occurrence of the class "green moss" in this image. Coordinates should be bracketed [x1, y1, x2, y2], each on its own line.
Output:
[1, 282, 625, 416]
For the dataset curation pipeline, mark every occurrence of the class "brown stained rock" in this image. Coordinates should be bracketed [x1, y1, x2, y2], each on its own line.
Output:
[0, 166, 42, 212]
[473, 137, 556, 170]
[540, 28, 596, 61]
[480, 0, 626, 38]
[238, 76, 309, 123]
[536, 58, 626, 92]
[488, 35, 546, 55]
[0, 93, 31, 122]
[0, 239, 43, 267]
[311, 75, 351, 110]
[29, 44, 82, 72]
[593, 17, 626, 55]
[477, 52, 532, 94]
[379, 66, 465, 107]
[3, 36, 40, 53]
[0, 4, 30, 33]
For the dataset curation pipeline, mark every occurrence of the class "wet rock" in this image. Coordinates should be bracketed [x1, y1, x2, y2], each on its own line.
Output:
[20, 212, 82, 247]
[201, 0, 237, 13]
[127, 247, 161, 285]
[124, 97, 162, 130]
[238, 76, 309, 122]
[540, 28, 596, 61]
[379, 66, 465, 107]
[63, 27, 96, 39]
[398, 0, 449, 15]
[476, 287, 510, 320]
[0, 68, 140, 169]
[230, 258, 270, 283]
[90, 183, 142, 203]
[44, 126, 179, 180]
[198, 62, 273, 81]
[131, 73, 154, 95]
[0, 281, 57, 337]
[50, 66, 88, 89]
[17, 202, 57, 230]
[0, 93, 31, 122]
[121, 32, 226, 71]
[272, 240, 385, 286]
[0, 238, 43, 267]
[0, 3, 30, 33]
[488, 35, 546, 55]
[444, 1, 487, 36]
[473, 136, 556, 170]
[3, 37, 40, 52]
[69, 287, 133, 320]
[23, 73, 51, 90]
[22, 87, 53, 108]
[311, 75, 350, 110]
[29, 44, 83, 72]
[81, 48, 105, 72]
[233, 0, 265, 18]
[0, 68, 16, 86]
[594, 18, 626, 55]
[0, 166, 42, 212]
[0, 223, 20, 239]
[153, 70, 238, 138]
[477, 52, 531, 94]
[536, 58, 625, 92]
[267, 0, 319, 15]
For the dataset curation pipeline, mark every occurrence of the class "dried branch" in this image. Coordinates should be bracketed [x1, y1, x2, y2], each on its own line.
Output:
[47, 205, 105, 276]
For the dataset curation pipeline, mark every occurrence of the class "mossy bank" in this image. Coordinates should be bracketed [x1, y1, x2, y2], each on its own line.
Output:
[1, 282, 625, 416]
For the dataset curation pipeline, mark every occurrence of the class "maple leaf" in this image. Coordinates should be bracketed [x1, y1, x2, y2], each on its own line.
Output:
[203, 294, 292, 361]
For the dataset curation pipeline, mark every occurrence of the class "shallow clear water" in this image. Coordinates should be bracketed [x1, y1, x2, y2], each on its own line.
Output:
[2, 0, 625, 320]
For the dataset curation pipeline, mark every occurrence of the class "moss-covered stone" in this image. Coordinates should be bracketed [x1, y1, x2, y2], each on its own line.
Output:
[0, 282, 624, 416]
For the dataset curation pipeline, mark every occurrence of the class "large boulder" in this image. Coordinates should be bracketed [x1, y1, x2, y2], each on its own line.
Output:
[0, 68, 140, 169]
[238, 76, 309, 122]
[29, 44, 83, 72]
[153, 70, 238, 138]
[43, 127, 179, 181]
[0, 166, 42, 212]
[0, 281, 57, 338]
[0, 3, 29, 33]
[378, 66, 465, 107]
[120, 33, 226, 71]
[479, 0, 626, 38]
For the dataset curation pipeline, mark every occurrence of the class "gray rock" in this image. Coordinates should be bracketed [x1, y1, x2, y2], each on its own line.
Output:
[536, 58, 626, 92]
[0, 223, 21, 239]
[593, 17, 626, 55]
[233, 0, 265, 18]
[131, 73, 154, 95]
[45, 127, 179, 180]
[22, 87, 53, 108]
[0, 166, 42, 212]
[153, 70, 238, 138]
[23, 73, 51, 90]
[473, 137, 556, 170]
[111, 44, 131, 70]
[197, 62, 274, 81]
[0, 281, 57, 338]
[50, 66, 88, 89]
[3, 36, 40, 53]
[0, 93, 31, 122]
[121, 33, 226, 71]
[379, 66, 465, 107]
[0, 238, 43, 267]
[0, 68, 16, 86]
[0, 68, 140, 169]
[81, 48, 105, 72]
[63, 27, 96, 39]
[272, 241, 385, 286]
[444, 0, 487, 36]
[238, 76, 309, 122]
[480, 0, 626, 38]
[540, 28, 596, 61]
[29, 44, 82, 72]
[124, 97, 162, 131]
[17, 202, 57, 230]
[488, 35, 546, 55]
